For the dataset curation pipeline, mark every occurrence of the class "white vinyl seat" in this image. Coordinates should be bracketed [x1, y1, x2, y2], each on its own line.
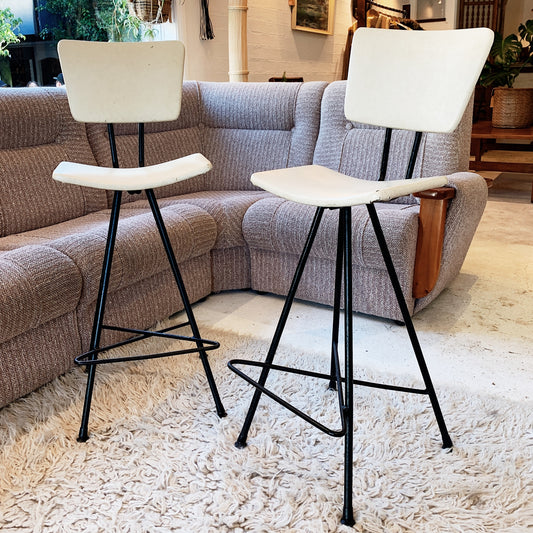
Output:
[54, 40, 226, 443]
[250, 164, 448, 207]
[54, 153, 212, 191]
[229, 27, 494, 527]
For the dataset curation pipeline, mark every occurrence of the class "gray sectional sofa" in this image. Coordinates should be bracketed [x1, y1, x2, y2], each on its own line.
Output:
[0, 81, 487, 409]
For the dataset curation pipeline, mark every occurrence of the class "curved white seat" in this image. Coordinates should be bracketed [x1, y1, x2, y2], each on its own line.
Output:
[53, 153, 212, 191]
[251, 165, 448, 208]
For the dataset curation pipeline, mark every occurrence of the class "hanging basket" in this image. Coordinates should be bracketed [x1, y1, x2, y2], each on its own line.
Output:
[130, 0, 171, 24]
[492, 87, 533, 129]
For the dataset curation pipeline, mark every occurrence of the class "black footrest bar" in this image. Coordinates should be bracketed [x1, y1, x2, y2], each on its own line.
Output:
[229, 357, 430, 436]
[76, 323, 219, 366]
[228, 358, 347, 438]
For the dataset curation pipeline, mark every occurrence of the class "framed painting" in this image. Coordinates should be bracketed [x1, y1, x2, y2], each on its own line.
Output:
[291, 0, 335, 35]
[417, 0, 446, 22]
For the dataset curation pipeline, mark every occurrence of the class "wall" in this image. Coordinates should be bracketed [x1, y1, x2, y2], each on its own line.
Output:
[247, 0, 352, 81]
[174, 0, 351, 81]
[171, 0, 469, 82]
[173, 0, 230, 81]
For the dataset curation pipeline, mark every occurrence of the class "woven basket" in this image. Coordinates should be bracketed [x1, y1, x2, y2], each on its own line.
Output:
[130, 0, 171, 23]
[492, 87, 533, 129]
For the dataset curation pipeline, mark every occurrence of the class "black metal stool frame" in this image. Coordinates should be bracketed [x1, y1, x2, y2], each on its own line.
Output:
[228, 129, 453, 526]
[77, 124, 226, 442]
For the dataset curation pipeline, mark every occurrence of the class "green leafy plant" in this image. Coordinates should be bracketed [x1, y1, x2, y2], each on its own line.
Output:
[479, 20, 533, 88]
[96, 0, 142, 42]
[0, 8, 25, 58]
[39, 0, 156, 42]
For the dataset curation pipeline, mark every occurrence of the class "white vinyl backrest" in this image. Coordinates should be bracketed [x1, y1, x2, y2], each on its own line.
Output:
[345, 28, 494, 133]
[57, 40, 185, 124]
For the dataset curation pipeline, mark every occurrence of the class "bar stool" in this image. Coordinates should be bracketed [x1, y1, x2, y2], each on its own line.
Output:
[228, 27, 493, 526]
[53, 40, 226, 442]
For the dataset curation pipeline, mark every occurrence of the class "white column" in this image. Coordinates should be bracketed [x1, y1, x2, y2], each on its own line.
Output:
[228, 0, 249, 82]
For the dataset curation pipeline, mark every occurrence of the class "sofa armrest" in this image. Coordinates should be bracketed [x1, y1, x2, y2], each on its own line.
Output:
[412, 186, 456, 298]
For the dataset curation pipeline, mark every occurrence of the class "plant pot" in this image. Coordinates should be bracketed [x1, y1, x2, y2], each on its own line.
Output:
[492, 87, 533, 129]
[129, 0, 171, 23]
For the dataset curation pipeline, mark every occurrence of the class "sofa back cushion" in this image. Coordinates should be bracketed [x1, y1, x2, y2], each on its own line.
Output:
[198, 81, 327, 190]
[313, 81, 473, 202]
[85, 81, 206, 205]
[0, 89, 107, 237]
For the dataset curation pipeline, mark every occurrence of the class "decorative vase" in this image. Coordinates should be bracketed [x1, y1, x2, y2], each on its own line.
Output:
[492, 87, 533, 129]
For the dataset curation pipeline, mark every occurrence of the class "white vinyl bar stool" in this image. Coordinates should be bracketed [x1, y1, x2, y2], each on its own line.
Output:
[53, 40, 226, 442]
[229, 27, 493, 526]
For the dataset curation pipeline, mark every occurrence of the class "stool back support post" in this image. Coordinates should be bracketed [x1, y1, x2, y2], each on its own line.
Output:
[55, 39, 226, 442]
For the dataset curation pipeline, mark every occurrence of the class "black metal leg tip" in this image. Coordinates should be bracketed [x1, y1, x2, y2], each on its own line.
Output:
[77, 433, 89, 443]
[235, 438, 248, 449]
[340, 513, 355, 527]
[217, 409, 228, 418]
[442, 437, 453, 450]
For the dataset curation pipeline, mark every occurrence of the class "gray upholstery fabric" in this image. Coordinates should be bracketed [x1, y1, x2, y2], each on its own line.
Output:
[47, 204, 216, 305]
[243, 198, 420, 319]
[76, 255, 212, 350]
[199, 81, 327, 190]
[122, 190, 272, 248]
[0, 245, 82, 344]
[0, 81, 485, 409]
[0, 89, 107, 236]
[0, 314, 81, 408]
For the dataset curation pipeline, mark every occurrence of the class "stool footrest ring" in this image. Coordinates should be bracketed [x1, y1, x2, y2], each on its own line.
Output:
[76, 322, 219, 366]
[229, 358, 429, 437]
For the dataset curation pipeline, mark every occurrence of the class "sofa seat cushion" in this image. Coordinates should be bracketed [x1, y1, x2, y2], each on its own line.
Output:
[0, 246, 82, 344]
[122, 190, 272, 249]
[243, 197, 420, 270]
[243, 197, 420, 320]
[0, 204, 217, 305]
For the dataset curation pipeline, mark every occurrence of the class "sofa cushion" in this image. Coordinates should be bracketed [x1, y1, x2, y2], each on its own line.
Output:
[0, 89, 108, 237]
[0, 313, 82, 409]
[199, 81, 327, 190]
[243, 197, 419, 270]
[0, 204, 217, 305]
[122, 190, 272, 249]
[0, 245, 82, 344]
[243, 196, 420, 319]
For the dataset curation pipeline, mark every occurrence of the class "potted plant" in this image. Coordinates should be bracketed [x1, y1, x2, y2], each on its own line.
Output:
[0, 8, 25, 86]
[479, 20, 533, 128]
[130, 0, 171, 25]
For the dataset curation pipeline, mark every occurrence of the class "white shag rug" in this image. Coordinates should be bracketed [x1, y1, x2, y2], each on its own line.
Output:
[0, 324, 532, 533]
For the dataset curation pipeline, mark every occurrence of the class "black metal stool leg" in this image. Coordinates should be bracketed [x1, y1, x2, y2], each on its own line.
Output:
[366, 203, 452, 449]
[145, 189, 227, 418]
[341, 207, 356, 527]
[328, 212, 345, 391]
[78, 191, 123, 442]
[235, 207, 325, 448]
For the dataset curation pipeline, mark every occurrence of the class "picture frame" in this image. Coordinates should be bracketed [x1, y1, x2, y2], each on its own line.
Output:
[291, 0, 335, 35]
[416, 0, 446, 23]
